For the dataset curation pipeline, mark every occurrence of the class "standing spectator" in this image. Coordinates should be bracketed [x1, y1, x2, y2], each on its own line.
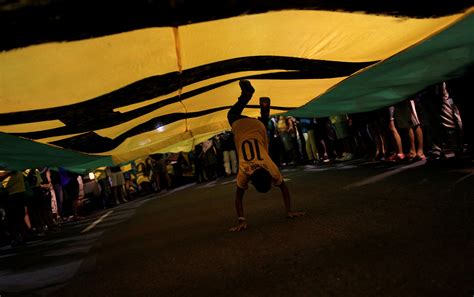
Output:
[24, 169, 43, 233]
[288, 116, 305, 164]
[148, 157, 161, 192]
[277, 116, 296, 165]
[192, 145, 207, 184]
[348, 112, 375, 160]
[395, 99, 426, 161]
[213, 135, 226, 177]
[449, 71, 472, 156]
[135, 160, 152, 195]
[383, 106, 405, 162]
[174, 152, 190, 186]
[95, 167, 111, 208]
[155, 155, 171, 190]
[300, 118, 319, 164]
[221, 131, 238, 176]
[2, 171, 29, 245]
[331, 114, 354, 161]
[367, 111, 387, 161]
[267, 116, 282, 166]
[313, 117, 333, 163]
[38, 168, 57, 230]
[203, 139, 219, 180]
[50, 169, 64, 220]
[421, 82, 464, 159]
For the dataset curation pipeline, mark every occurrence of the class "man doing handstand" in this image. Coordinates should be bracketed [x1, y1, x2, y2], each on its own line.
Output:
[228, 80, 305, 232]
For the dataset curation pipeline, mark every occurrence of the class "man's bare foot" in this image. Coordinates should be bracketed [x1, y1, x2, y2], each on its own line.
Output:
[239, 79, 255, 96]
[286, 211, 306, 219]
[229, 221, 248, 232]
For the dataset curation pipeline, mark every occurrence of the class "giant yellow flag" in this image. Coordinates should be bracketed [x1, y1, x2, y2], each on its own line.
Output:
[1, 3, 473, 165]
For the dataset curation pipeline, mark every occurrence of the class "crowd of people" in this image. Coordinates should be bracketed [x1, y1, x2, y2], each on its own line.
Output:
[1, 76, 472, 246]
[0, 157, 172, 247]
[192, 79, 471, 180]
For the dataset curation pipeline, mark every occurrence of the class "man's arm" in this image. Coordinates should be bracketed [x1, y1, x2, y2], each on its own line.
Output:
[229, 186, 247, 232]
[278, 180, 305, 218]
[227, 80, 255, 126]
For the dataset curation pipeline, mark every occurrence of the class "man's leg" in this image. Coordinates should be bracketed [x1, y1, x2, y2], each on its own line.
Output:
[414, 125, 425, 159]
[304, 132, 313, 161]
[308, 129, 319, 161]
[227, 80, 254, 126]
[407, 128, 416, 158]
[388, 120, 403, 155]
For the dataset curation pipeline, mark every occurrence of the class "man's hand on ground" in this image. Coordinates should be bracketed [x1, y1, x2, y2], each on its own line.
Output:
[286, 211, 306, 219]
[229, 221, 248, 232]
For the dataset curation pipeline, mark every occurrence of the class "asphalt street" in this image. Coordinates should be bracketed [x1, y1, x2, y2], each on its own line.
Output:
[1, 158, 473, 297]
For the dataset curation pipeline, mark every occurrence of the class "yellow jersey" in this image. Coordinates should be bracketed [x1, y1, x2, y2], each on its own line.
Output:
[232, 118, 283, 189]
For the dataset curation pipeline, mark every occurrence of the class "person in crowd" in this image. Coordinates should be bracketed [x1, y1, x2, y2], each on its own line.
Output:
[300, 118, 319, 164]
[71, 173, 86, 220]
[367, 111, 387, 161]
[420, 82, 464, 159]
[148, 157, 161, 192]
[174, 152, 190, 186]
[212, 135, 226, 177]
[1, 171, 29, 245]
[227, 80, 305, 232]
[94, 167, 111, 208]
[155, 154, 171, 190]
[348, 112, 374, 160]
[135, 160, 152, 195]
[313, 117, 334, 163]
[124, 167, 138, 198]
[221, 131, 238, 176]
[59, 168, 81, 220]
[203, 139, 219, 181]
[38, 168, 58, 231]
[288, 116, 306, 164]
[449, 71, 472, 156]
[23, 168, 57, 234]
[24, 169, 43, 234]
[191, 145, 207, 184]
[267, 116, 283, 166]
[382, 106, 405, 162]
[330, 114, 354, 161]
[50, 169, 64, 220]
[395, 99, 426, 161]
[278, 115, 299, 165]
[323, 117, 338, 160]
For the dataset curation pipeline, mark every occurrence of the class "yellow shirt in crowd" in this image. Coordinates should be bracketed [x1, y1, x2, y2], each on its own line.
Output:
[232, 118, 283, 190]
[1, 172, 26, 195]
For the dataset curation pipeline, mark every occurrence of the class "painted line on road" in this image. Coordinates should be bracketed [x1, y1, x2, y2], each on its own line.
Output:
[344, 160, 426, 189]
[220, 178, 237, 186]
[81, 211, 113, 234]
[453, 171, 474, 186]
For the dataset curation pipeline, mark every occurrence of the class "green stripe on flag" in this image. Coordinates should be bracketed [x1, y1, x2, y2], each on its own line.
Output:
[287, 12, 474, 117]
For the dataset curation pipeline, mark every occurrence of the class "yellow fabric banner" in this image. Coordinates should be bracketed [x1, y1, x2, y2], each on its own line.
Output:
[0, 9, 471, 163]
